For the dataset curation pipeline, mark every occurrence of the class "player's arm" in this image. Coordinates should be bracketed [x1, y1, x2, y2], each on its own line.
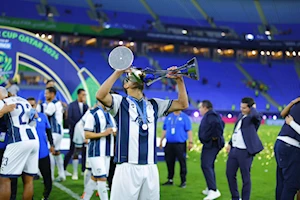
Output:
[286, 115, 300, 134]
[281, 97, 300, 117]
[85, 129, 113, 139]
[44, 102, 56, 116]
[166, 75, 188, 113]
[96, 70, 124, 108]
[0, 103, 16, 118]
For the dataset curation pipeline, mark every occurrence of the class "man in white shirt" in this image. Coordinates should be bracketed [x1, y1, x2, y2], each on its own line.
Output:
[226, 97, 263, 200]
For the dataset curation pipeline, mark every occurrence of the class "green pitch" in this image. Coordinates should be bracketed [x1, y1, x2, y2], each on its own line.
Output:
[16, 123, 280, 200]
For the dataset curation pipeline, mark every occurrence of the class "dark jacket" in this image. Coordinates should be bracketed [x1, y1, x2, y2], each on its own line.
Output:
[198, 110, 225, 149]
[67, 101, 88, 134]
[229, 107, 264, 155]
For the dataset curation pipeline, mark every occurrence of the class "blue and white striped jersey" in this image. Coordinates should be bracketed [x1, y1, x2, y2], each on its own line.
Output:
[84, 106, 116, 158]
[38, 100, 63, 134]
[0, 96, 38, 144]
[109, 94, 172, 165]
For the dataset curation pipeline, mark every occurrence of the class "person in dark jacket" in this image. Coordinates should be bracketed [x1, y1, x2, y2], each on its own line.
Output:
[198, 100, 224, 200]
[226, 97, 263, 200]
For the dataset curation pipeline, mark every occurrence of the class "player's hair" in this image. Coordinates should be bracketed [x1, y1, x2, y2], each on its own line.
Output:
[27, 97, 36, 101]
[77, 88, 85, 95]
[7, 92, 13, 97]
[46, 80, 54, 85]
[0, 86, 8, 98]
[46, 87, 57, 95]
[201, 100, 213, 110]
[241, 97, 255, 108]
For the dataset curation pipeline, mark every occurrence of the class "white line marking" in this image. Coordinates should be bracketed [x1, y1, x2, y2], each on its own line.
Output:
[53, 182, 81, 200]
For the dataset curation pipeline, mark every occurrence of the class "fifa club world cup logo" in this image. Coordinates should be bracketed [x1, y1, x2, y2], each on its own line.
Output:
[0, 51, 13, 85]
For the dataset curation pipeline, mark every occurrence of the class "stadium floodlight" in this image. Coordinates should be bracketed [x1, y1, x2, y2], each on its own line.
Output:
[293, 51, 296, 56]
[193, 111, 199, 118]
[245, 34, 254, 41]
[266, 51, 270, 56]
[265, 30, 271, 35]
[260, 51, 265, 55]
[217, 49, 222, 54]
[41, 34, 45, 38]
[119, 41, 124, 45]
[273, 115, 277, 120]
[298, 52, 300, 56]
[227, 113, 232, 119]
[48, 35, 52, 39]
[271, 51, 275, 56]
[252, 50, 256, 55]
[263, 115, 267, 120]
[221, 32, 226, 37]
[182, 29, 187, 35]
[286, 51, 290, 56]
[35, 33, 39, 37]
[130, 42, 134, 46]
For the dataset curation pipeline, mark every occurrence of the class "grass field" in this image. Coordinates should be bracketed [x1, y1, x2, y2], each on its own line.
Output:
[15, 123, 281, 200]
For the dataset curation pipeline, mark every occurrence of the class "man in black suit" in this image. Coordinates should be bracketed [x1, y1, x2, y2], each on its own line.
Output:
[226, 97, 263, 200]
[64, 89, 88, 179]
[198, 100, 224, 200]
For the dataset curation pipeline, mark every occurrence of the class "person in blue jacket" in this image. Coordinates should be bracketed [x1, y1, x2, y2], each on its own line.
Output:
[198, 100, 224, 200]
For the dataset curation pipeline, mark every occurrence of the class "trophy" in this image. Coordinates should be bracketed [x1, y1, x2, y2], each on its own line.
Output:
[108, 46, 200, 86]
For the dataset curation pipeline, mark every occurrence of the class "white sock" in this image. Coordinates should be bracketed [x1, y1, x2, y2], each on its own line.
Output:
[97, 181, 108, 200]
[83, 179, 97, 200]
[72, 159, 79, 176]
[49, 154, 55, 180]
[54, 155, 66, 179]
[84, 170, 92, 188]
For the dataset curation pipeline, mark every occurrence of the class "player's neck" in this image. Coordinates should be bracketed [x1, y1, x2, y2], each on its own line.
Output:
[174, 111, 181, 116]
[127, 89, 143, 100]
[46, 98, 54, 103]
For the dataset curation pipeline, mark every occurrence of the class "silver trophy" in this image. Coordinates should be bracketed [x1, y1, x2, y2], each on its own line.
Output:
[108, 46, 200, 86]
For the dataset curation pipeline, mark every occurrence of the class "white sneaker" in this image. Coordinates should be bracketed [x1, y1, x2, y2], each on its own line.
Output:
[72, 174, 78, 180]
[202, 188, 209, 195]
[65, 170, 72, 177]
[203, 189, 221, 200]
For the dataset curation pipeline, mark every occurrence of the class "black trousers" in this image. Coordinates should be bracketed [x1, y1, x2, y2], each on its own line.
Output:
[107, 156, 116, 190]
[39, 155, 52, 198]
[164, 142, 187, 183]
[64, 131, 86, 172]
[0, 149, 18, 200]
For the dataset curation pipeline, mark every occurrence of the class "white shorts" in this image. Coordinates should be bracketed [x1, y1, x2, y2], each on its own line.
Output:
[53, 133, 62, 151]
[110, 163, 160, 200]
[0, 140, 39, 177]
[73, 121, 85, 147]
[89, 156, 110, 178]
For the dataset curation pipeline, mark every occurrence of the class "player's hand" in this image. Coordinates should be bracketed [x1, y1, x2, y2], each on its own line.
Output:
[285, 115, 294, 125]
[112, 127, 118, 136]
[188, 142, 193, 151]
[2, 103, 16, 113]
[50, 146, 55, 154]
[159, 140, 163, 150]
[84, 139, 88, 144]
[166, 66, 182, 80]
[103, 128, 113, 136]
[226, 144, 231, 153]
[291, 97, 300, 105]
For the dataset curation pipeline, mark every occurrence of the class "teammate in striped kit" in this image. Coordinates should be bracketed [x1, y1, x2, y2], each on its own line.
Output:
[83, 102, 117, 200]
[0, 87, 39, 200]
[38, 87, 65, 181]
[97, 67, 189, 200]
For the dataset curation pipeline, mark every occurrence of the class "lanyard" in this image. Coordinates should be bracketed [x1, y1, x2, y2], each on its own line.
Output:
[128, 96, 148, 126]
[171, 114, 180, 128]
